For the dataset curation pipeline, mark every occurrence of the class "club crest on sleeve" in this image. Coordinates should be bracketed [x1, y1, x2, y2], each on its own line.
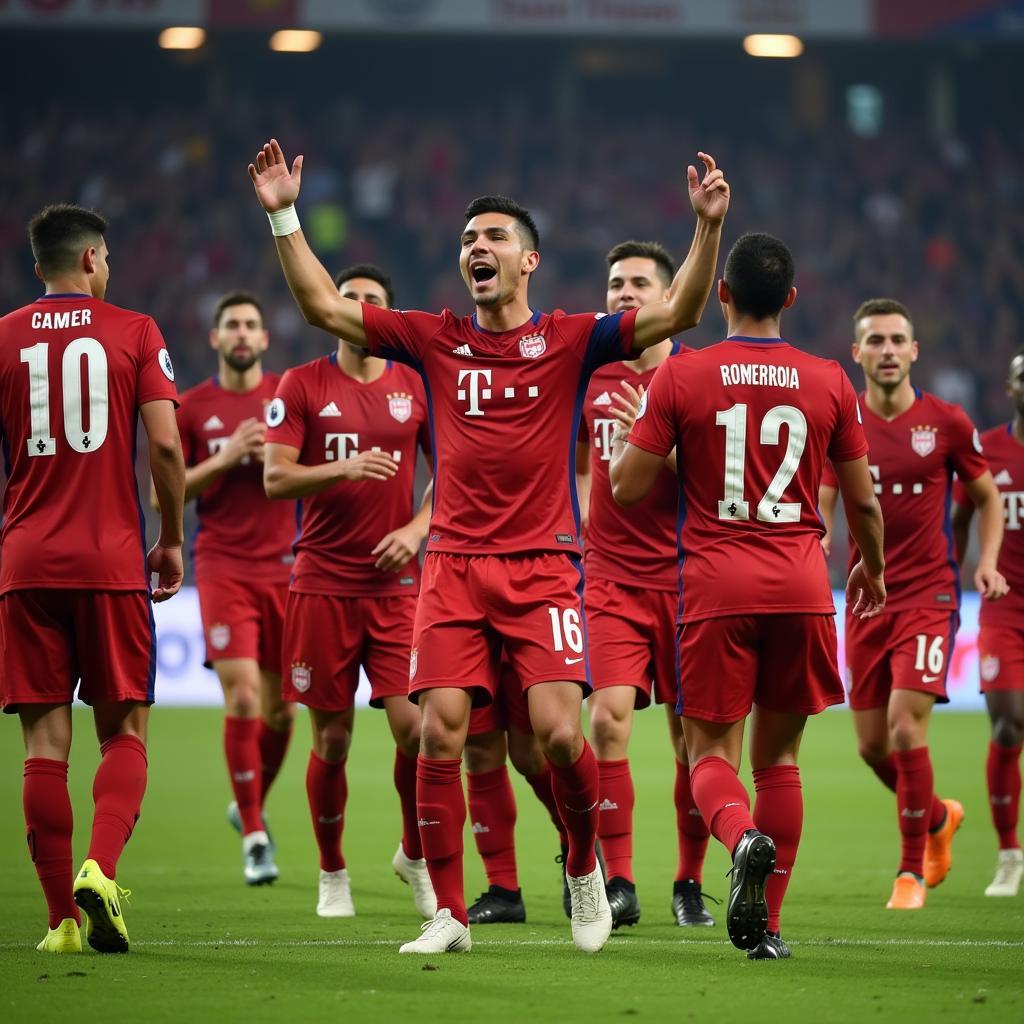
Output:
[409, 647, 418, 681]
[636, 391, 649, 420]
[973, 428, 983, 454]
[291, 662, 312, 693]
[981, 655, 1001, 683]
[209, 624, 230, 651]
[158, 348, 175, 382]
[266, 397, 286, 427]
[518, 333, 546, 359]
[910, 426, 936, 458]
[388, 392, 413, 423]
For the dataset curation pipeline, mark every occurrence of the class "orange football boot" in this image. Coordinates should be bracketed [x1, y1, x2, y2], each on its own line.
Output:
[924, 799, 964, 888]
[886, 873, 926, 910]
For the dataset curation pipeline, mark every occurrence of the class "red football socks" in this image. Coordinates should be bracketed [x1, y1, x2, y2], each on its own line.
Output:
[689, 756, 755, 857]
[257, 720, 292, 803]
[987, 741, 1022, 850]
[394, 749, 423, 860]
[467, 766, 519, 890]
[88, 735, 148, 880]
[417, 756, 468, 925]
[549, 741, 600, 877]
[525, 765, 569, 845]
[869, 752, 946, 831]
[753, 765, 803, 934]
[24, 758, 80, 929]
[893, 746, 933, 876]
[224, 716, 263, 835]
[597, 758, 634, 882]
[306, 750, 348, 872]
[675, 758, 710, 884]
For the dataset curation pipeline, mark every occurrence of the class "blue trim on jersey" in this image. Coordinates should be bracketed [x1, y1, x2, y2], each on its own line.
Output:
[669, 339, 682, 357]
[290, 499, 305, 574]
[145, 598, 158, 703]
[571, 555, 593, 695]
[913, 387, 923, 400]
[470, 309, 542, 334]
[673, 460, 689, 717]
[131, 416, 150, 584]
[38, 293, 91, 300]
[941, 473, 962, 611]
[1008, 422, 1014, 436]
[567, 361, 592, 539]
[725, 335, 786, 345]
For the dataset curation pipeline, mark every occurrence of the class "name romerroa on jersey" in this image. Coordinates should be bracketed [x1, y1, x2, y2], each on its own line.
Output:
[628, 337, 868, 623]
[361, 303, 638, 557]
[0, 294, 179, 593]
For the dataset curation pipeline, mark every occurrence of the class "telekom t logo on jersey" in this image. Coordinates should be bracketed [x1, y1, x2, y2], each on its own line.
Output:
[592, 419, 616, 462]
[324, 433, 401, 462]
[456, 368, 541, 417]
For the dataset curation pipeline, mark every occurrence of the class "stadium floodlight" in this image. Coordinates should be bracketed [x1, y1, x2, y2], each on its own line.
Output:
[742, 34, 804, 58]
[269, 29, 323, 52]
[158, 27, 206, 50]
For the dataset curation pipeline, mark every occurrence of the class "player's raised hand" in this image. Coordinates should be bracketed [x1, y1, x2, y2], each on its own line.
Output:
[337, 449, 400, 482]
[148, 542, 184, 602]
[975, 562, 1010, 600]
[372, 523, 423, 573]
[688, 152, 730, 225]
[248, 138, 303, 212]
[220, 418, 267, 468]
[846, 559, 886, 619]
[609, 381, 644, 445]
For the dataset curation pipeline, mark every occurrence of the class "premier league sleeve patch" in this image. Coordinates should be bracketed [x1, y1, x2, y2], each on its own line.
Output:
[266, 397, 286, 427]
[158, 348, 175, 382]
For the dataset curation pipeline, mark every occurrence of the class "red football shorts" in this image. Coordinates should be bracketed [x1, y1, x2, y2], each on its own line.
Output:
[410, 552, 588, 707]
[196, 575, 287, 673]
[845, 608, 957, 710]
[1, 589, 155, 713]
[677, 613, 843, 723]
[586, 577, 678, 708]
[281, 591, 416, 710]
[978, 622, 1024, 693]
[468, 658, 535, 736]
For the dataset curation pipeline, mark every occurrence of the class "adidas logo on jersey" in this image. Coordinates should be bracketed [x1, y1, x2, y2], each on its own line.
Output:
[319, 402, 342, 417]
[994, 469, 1014, 485]
[203, 415, 225, 430]
[593, 392, 613, 407]
[452, 344, 474, 357]
[598, 798, 619, 812]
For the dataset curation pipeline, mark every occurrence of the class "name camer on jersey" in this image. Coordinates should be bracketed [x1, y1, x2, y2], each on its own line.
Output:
[628, 337, 868, 623]
[0, 294, 178, 593]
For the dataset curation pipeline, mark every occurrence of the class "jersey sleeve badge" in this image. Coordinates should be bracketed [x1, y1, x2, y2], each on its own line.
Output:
[158, 348, 175, 381]
[266, 397, 286, 427]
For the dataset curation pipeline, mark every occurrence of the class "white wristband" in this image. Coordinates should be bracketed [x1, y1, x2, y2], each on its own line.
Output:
[267, 205, 300, 237]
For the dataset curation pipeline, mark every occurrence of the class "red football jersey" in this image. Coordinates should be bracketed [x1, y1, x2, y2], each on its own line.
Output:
[629, 337, 867, 623]
[953, 423, 1024, 627]
[177, 375, 296, 584]
[580, 342, 688, 590]
[266, 354, 430, 596]
[823, 389, 988, 613]
[362, 305, 638, 556]
[0, 293, 178, 593]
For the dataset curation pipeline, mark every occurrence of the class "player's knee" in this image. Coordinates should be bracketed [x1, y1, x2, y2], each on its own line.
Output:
[315, 721, 352, 762]
[589, 706, 628, 754]
[857, 739, 889, 765]
[537, 721, 582, 767]
[992, 715, 1024, 749]
[419, 718, 462, 760]
[888, 717, 925, 752]
[264, 702, 295, 732]
[223, 679, 259, 717]
[508, 738, 545, 778]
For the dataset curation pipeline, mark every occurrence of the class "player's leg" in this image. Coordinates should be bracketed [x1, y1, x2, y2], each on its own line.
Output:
[255, 581, 295, 807]
[985, 689, 1024, 896]
[215, 658, 266, 838]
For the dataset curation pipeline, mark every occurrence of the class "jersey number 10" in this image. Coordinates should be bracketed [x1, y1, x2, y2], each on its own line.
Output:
[20, 339, 109, 457]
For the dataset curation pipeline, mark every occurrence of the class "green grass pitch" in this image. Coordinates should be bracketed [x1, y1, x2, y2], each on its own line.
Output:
[2, 708, 1022, 1023]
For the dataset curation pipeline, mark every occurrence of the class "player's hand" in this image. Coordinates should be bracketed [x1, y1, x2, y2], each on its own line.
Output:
[609, 381, 644, 445]
[846, 559, 886, 619]
[219, 418, 267, 469]
[975, 562, 1009, 600]
[820, 532, 832, 558]
[148, 543, 184, 602]
[248, 138, 303, 212]
[336, 449, 399, 482]
[372, 523, 424, 573]
[688, 152, 730, 226]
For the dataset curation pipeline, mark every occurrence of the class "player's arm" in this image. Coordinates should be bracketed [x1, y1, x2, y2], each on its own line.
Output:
[373, 456, 435, 573]
[818, 483, 839, 558]
[831, 457, 885, 619]
[263, 442, 398, 499]
[632, 153, 728, 350]
[575, 441, 592, 535]
[140, 399, 186, 602]
[961, 471, 1009, 599]
[950, 494, 975, 566]
[248, 139, 367, 347]
[610, 442, 664, 506]
[610, 381, 678, 474]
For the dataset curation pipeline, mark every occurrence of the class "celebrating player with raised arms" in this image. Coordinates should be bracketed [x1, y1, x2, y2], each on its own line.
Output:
[952, 349, 1024, 897]
[263, 264, 436, 921]
[249, 137, 728, 954]
[611, 232, 886, 959]
[820, 298, 1006, 910]
[171, 291, 296, 887]
[577, 240, 712, 929]
[0, 204, 186, 953]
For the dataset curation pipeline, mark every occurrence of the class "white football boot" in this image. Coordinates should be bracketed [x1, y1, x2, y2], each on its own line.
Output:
[399, 909, 471, 954]
[392, 843, 438, 918]
[985, 848, 1023, 897]
[317, 869, 356, 917]
[568, 863, 613, 953]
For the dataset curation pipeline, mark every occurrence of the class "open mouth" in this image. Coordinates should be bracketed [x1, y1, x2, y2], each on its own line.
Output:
[471, 263, 497, 285]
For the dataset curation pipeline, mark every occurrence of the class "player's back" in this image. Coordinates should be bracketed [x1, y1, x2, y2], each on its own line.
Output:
[0, 293, 177, 594]
[635, 337, 866, 621]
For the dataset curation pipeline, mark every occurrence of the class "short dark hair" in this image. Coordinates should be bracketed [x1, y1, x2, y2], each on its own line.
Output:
[606, 240, 675, 288]
[464, 195, 540, 251]
[28, 203, 107, 279]
[212, 290, 264, 328]
[333, 263, 395, 307]
[853, 297, 913, 333]
[723, 232, 795, 321]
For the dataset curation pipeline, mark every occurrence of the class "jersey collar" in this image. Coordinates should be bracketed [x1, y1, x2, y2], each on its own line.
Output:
[39, 292, 92, 300]
[725, 335, 786, 345]
[470, 309, 542, 335]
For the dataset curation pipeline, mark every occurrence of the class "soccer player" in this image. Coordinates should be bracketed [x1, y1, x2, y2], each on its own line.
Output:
[611, 232, 886, 959]
[952, 348, 1024, 897]
[820, 298, 1007, 910]
[0, 204, 185, 953]
[248, 138, 728, 954]
[578, 240, 713, 928]
[172, 291, 296, 886]
[263, 263, 436, 920]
